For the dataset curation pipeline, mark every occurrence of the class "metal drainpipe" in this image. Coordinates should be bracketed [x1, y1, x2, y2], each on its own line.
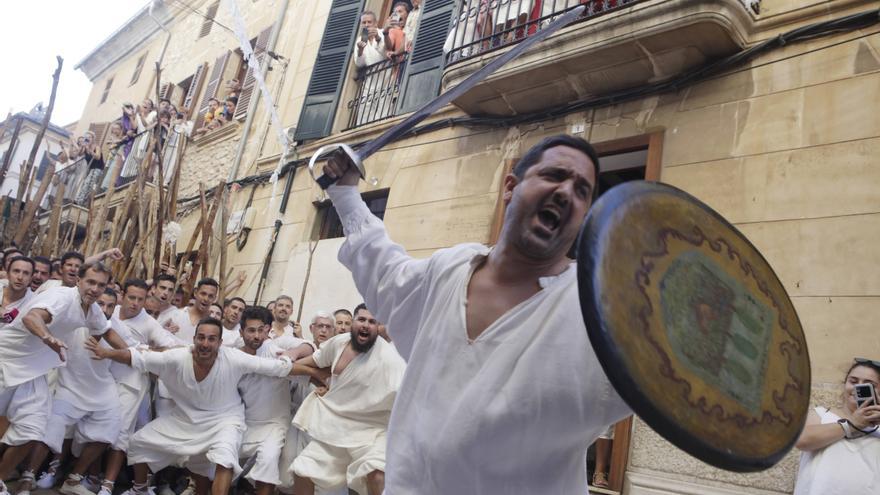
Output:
[227, 0, 290, 183]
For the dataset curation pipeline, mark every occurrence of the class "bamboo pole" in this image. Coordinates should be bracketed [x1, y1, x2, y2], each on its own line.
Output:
[13, 162, 55, 246]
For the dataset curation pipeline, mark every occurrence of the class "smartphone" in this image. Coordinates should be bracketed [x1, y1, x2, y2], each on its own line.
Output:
[855, 383, 877, 408]
[360, 27, 369, 42]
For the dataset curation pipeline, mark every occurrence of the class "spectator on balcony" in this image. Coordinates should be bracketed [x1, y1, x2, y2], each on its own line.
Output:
[404, 0, 422, 52]
[121, 103, 137, 158]
[383, 2, 410, 60]
[492, 0, 533, 44]
[74, 131, 105, 205]
[193, 99, 223, 137]
[134, 99, 158, 157]
[103, 122, 129, 173]
[225, 79, 242, 100]
[443, 0, 493, 61]
[158, 98, 172, 115]
[354, 10, 387, 68]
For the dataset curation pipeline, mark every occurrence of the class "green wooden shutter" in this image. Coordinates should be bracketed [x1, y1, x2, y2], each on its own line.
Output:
[294, 0, 364, 141]
[194, 51, 231, 130]
[234, 26, 272, 121]
[396, 0, 455, 114]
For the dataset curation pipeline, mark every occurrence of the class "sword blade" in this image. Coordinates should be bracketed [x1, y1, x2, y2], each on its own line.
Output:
[356, 5, 586, 160]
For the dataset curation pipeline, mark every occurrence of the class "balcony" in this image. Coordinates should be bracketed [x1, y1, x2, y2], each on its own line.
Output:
[99, 128, 181, 193]
[345, 54, 410, 130]
[442, 0, 760, 116]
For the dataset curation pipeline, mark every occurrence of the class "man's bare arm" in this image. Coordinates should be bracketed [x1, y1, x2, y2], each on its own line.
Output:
[84, 248, 124, 265]
[84, 337, 132, 366]
[291, 355, 330, 385]
[22, 308, 67, 360]
[101, 328, 129, 350]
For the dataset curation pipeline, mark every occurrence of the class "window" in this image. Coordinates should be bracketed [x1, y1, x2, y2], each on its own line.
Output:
[198, 2, 220, 39]
[315, 189, 388, 240]
[130, 52, 148, 86]
[99, 77, 114, 104]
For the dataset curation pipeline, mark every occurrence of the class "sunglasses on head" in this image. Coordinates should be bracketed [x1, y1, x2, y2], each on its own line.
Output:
[855, 357, 880, 367]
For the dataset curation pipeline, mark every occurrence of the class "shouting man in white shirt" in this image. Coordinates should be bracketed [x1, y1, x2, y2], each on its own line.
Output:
[86, 317, 299, 495]
[290, 304, 405, 495]
[320, 134, 631, 494]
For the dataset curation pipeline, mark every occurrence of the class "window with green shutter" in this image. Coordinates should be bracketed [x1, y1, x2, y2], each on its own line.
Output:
[396, 0, 455, 114]
[294, 0, 365, 141]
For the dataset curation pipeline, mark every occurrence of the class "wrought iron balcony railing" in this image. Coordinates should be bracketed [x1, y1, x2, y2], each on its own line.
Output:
[345, 53, 410, 130]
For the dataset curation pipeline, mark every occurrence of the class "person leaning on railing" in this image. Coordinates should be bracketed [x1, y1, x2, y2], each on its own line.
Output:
[793, 357, 880, 494]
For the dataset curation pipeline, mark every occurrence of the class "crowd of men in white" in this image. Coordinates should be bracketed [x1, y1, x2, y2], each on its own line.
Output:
[0, 249, 404, 495]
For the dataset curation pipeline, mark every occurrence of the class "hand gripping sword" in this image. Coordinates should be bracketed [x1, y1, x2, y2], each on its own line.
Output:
[308, 5, 586, 187]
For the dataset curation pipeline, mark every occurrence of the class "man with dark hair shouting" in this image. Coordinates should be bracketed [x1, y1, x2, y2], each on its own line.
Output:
[289, 304, 405, 495]
[320, 135, 630, 494]
[86, 318, 299, 495]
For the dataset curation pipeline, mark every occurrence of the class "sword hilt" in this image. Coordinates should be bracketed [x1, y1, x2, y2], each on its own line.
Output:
[308, 143, 365, 190]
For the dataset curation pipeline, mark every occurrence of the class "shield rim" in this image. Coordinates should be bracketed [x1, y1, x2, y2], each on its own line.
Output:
[577, 180, 810, 472]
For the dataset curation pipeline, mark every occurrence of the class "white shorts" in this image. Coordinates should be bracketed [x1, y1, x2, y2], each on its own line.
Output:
[0, 372, 51, 446]
[292, 433, 386, 495]
[113, 382, 151, 451]
[278, 424, 310, 490]
[240, 420, 288, 486]
[43, 398, 121, 454]
[128, 417, 244, 480]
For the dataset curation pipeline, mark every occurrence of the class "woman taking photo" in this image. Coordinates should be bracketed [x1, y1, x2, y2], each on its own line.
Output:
[793, 358, 880, 494]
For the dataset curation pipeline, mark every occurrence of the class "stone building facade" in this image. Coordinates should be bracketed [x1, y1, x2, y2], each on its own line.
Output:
[72, 0, 880, 493]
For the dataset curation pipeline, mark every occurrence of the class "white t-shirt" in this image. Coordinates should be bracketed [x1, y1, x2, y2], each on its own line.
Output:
[156, 305, 178, 326]
[329, 184, 631, 494]
[222, 323, 241, 347]
[34, 278, 63, 295]
[55, 325, 119, 411]
[166, 306, 204, 343]
[238, 339, 300, 424]
[131, 346, 292, 425]
[110, 306, 185, 388]
[0, 279, 34, 323]
[0, 286, 108, 387]
[794, 407, 880, 494]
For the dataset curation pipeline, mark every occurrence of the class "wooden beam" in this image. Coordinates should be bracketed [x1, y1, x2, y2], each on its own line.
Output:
[13, 162, 55, 246]
[42, 178, 64, 257]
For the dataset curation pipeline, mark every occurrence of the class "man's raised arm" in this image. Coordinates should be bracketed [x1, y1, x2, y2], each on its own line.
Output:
[322, 153, 432, 349]
[22, 308, 68, 361]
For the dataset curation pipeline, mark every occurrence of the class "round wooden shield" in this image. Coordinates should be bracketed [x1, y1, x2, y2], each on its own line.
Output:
[577, 181, 811, 472]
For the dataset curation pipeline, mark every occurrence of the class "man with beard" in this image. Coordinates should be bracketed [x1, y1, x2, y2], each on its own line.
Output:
[220, 297, 246, 347]
[290, 304, 405, 495]
[155, 278, 218, 416]
[30, 256, 52, 292]
[320, 135, 630, 494]
[0, 262, 127, 495]
[99, 279, 184, 495]
[237, 306, 313, 495]
[85, 318, 298, 495]
[0, 256, 35, 323]
[148, 274, 178, 325]
[332, 309, 351, 336]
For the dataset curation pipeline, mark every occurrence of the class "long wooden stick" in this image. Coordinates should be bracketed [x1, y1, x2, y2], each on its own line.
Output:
[43, 178, 64, 257]
[13, 162, 55, 246]
[217, 188, 230, 301]
[0, 117, 23, 188]
[194, 182, 224, 281]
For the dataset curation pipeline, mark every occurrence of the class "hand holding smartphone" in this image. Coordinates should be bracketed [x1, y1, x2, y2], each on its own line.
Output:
[855, 383, 878, 408]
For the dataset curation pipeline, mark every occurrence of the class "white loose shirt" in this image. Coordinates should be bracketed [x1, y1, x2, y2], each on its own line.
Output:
[238, 339, 298, 424]
[131, 346, 292, 426]
[221, 323, 242, 347]
[34, 279, 63, 295]
[55, 326, 119, 412]
[328, 185, 632, 495]
[156, 305, 177, 326]
[0, 286, 108, 387]
[0, 280, 34, 323]
[166, 306, 203, 343]
[354, 30, 388, 68]
[110, 307, 185, 389]
[293, 333, 404, 449]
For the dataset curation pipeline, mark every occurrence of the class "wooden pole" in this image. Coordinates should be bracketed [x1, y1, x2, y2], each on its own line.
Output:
[13, 162, 55, 246]
[217, 188, 230, 301]
[43, 177, 64, 257]
[0, 117, 23, 188]
[193, 182, 224, 281]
